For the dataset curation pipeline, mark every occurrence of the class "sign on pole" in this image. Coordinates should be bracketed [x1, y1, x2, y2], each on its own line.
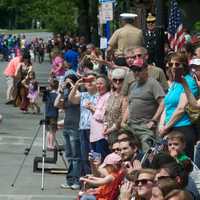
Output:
[99, 2, 113, 23]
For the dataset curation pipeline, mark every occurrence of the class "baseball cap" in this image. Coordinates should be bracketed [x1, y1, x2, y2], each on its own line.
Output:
[190, 58, 200, 66]
[101, 153, 121, 168]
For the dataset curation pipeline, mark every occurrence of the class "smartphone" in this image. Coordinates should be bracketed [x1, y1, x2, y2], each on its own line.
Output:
[174, 67, 184, 82]
[90, 151, 101, 161]
[82, 77, 95, 83]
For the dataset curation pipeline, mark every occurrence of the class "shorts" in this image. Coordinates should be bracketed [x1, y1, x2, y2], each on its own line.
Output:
[46, 117, 58, 132]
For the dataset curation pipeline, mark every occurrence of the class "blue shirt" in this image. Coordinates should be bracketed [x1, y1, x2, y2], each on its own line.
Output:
[64, 49, 79, 72]
[164, 74, 199, 127]
[79, 92, 97, 130]
[45, 91, 59, 118]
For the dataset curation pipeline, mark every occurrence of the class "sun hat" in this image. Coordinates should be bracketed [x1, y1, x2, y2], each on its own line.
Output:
[101, 153, 121, 167]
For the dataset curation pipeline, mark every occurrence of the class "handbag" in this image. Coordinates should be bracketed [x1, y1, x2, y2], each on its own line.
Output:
[186, 105, 200, 124]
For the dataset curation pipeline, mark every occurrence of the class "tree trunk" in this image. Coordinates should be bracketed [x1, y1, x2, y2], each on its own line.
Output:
[77, 0, 91, 42]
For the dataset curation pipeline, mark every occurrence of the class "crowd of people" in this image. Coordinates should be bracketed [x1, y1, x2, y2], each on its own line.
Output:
[2, 12, 200, 200]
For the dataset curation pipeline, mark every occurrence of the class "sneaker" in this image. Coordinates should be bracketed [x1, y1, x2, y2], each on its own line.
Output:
[71, 183, 81, 190]
[60, 183, 71, 189]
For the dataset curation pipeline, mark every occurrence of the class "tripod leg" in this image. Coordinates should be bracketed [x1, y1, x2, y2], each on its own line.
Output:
[41, 123, 46, 190]
[54, 138, 68, 169]
[11, 124, 42, 187]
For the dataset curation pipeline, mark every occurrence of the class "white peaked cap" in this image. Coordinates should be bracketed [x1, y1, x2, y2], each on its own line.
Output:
[120, 13, 138, 19]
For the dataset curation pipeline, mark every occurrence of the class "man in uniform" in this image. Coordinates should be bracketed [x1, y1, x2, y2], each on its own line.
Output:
[107, 13, 143, 66]
[143, 13, 165, 68]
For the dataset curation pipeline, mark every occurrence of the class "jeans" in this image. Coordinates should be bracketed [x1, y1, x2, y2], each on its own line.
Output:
[79, 129, 91, 176]
[91, 138, 110, 160]
[194, 143, 200, 168]
[80, 194, 96, 200]
[63, 128, 81, 185]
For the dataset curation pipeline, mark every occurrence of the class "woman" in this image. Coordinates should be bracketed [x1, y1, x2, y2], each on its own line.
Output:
[159, 52, 199, 158]
[14, 51, 32, 112]
[68, 72, 98, 176]
[88, 75, 111, 160]
[103, 68, 127, 144]
[50, 49, 66, 83]
[150, 178, 180, 200]
[55, 74, 81, 190]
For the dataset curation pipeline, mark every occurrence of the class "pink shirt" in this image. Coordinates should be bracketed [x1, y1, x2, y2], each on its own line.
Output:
[4, 56, 21, 77]
[90, 92, 110, 142]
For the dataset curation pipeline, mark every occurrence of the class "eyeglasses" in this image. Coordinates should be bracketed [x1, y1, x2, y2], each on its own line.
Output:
[113, 78, 124, 83]
[135, 179, 154, 186]
[168, 62, 181, 68]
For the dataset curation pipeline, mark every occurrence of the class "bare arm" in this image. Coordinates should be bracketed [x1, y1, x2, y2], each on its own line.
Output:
[165, 93, 188, 130]
[182, 79, 200, 109]
[68, 82, 81, 105]
[80, 174, 114, 186]
[152, 97, 164, 122]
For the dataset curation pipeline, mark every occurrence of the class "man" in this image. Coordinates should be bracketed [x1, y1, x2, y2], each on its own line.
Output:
[64, 42, 79, 72]
[107, 13, 143, 66]
[3, 49, 31, 104]
[122, 59, 165, 151]
[119, 138, 143, 173]
[122, 46, 168, 96]
[143, 13, 165, 68]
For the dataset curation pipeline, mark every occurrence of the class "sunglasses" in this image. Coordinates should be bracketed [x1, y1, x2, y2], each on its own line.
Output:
[131, 67, 144, 72]
[133, 54, 142, 59]
[168, 62, 181, 68]
[156, 175, 171, 181]
[147, 21, 155, 24]
[113, 78, 124, 82]
[112, 148, 120, 152]
[135, 179, 154, 186]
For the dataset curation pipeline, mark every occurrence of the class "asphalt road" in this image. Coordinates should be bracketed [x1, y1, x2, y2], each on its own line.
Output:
[0, 57, 78, 199]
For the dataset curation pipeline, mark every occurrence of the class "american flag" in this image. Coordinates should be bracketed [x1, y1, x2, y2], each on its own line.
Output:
[167, 0, 185, 51]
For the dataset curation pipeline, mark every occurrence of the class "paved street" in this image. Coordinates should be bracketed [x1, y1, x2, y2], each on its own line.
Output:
[0, 56, 78, 199]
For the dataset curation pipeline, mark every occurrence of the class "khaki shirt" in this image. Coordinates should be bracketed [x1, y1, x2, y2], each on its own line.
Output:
[108, 24, 143, 56]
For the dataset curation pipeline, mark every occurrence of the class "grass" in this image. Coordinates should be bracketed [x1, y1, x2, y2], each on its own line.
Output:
[0, 29, 50, 34]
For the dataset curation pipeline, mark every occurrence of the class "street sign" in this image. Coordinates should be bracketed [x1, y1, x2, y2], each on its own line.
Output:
[99, 2, 113, 23]
[99, 0, 115, 3]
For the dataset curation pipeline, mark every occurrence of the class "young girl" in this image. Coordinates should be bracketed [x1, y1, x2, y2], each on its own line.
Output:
[79, 153, 124, 200]
[26, 71, 40, 114]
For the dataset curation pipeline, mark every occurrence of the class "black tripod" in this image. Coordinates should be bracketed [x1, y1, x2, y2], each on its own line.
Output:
[11, 118, 67, 190]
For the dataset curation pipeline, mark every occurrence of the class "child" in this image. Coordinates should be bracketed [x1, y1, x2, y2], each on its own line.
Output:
[166, 131, 193, 172]
[43, 79, 59, 150]
[26, 71, 40, 114]
[79, 153, 124, 200]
